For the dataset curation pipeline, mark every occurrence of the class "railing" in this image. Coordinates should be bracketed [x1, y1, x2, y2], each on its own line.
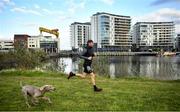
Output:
[95, 52, 158, 56]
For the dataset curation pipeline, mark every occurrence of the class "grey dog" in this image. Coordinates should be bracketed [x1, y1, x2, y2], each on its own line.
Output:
[20, 82, 56, 108]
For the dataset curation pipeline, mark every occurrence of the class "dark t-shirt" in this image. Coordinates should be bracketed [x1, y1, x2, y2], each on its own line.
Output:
[79, 47, 95, 66]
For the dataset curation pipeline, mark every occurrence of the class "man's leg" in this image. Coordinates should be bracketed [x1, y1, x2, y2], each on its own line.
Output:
[90, 72, 96, 85]
[76, 72, 86, 78]
[89, 72, 102, 92]
[68, 72, 86, 79]
[68, 64, 88, 79]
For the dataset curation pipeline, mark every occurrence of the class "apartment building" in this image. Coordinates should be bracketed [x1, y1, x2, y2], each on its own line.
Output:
[91, 12, 132, 51]
[176, 34, 180, 51]
[133, 22, 175, 51]
[70, 22, 91, 51]
[0, 40, 14, 52]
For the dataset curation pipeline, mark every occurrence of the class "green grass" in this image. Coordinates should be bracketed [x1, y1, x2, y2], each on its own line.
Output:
[0, 70, 180, 111]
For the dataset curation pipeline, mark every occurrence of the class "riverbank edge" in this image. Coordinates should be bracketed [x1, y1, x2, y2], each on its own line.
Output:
[0, 69, 179, 82]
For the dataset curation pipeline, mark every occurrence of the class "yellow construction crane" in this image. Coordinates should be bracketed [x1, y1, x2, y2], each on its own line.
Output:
[39, 27, 59, 38]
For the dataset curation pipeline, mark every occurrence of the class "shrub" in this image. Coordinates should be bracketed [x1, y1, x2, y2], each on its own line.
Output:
[0, 48, 46, 70]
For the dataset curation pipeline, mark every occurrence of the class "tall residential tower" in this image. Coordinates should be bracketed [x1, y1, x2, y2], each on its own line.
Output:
[70, 22, 91, 51]
[176, 34, 180, 51]
[91, 12, 132, 51]
[133, 22, 175, 51]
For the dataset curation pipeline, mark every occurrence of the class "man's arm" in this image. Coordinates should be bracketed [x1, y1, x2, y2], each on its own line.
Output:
[80, 55, 91, 60]
[78, 49, 91, 60]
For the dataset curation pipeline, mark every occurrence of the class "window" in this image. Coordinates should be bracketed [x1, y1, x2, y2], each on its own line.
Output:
[141, 25, 147, 27]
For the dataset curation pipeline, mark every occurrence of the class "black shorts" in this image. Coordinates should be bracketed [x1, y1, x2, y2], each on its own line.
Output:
[83, 65, 93, 74]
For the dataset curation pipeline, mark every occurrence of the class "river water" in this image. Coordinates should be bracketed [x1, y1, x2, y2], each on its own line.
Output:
[44, 56, 180, 80]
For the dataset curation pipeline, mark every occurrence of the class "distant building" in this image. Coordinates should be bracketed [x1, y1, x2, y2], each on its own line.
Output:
[70, 22, 91, 51]
[14, 34, 30, 48]
[176, 34, 180, 51]
[133, 22, 175, 51]
[14, 34, 58, 53]
[39, 35, 58, 53]
[0, 40, 14, 52]
[28, 36, 40, 49]
[91, 12, 132, 51]
[28, 35, 58, 53]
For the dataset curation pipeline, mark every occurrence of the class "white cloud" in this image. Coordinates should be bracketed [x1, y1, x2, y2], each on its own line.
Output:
[11, 4, 64, 17]
[100, 0, 114, 5]
[134, 8, 180, 22]
[157, 8, 180, 18]
[2, 0, 11, 4]
[0, 0, 15, 12]
[133, 8, 180, 33]
[23, 23, 38, 28]
[67, 0, 86, 14]
[34, 4, 40, 9]
[151, 0, 180, 6]
[42, 8, 51, 14]
[11, 6, 43, 16]
[42, 8, 64, 15]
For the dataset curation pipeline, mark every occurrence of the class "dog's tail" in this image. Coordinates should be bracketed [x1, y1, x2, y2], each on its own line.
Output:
[20, 81, 23, 88]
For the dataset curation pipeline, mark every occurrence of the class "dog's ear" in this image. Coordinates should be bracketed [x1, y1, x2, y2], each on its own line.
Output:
[40, 85, 46, 91]
[40, 85, 49, 91]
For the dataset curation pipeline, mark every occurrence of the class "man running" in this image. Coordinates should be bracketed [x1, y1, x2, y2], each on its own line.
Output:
[68, 40, 102, 92]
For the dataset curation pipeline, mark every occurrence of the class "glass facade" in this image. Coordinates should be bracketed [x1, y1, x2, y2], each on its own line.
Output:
[100, 15, 110, 47]
[91, 12, 132, 51]
[40, 41, 58, 53]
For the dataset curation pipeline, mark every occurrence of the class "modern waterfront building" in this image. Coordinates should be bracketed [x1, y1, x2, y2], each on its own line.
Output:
[0, 40, 14, 52]
[176, 34, 180, 51]
[70, 22, 91, 51]
[133, 22, 175, 51]
[39, 35, 58, 53]
[14, 34, 58, 53]
[91, 12, 132, 51]
[28, 35, 58, 53]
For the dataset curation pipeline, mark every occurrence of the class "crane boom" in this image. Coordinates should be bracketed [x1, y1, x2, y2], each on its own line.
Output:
[39, 27, 59, 38]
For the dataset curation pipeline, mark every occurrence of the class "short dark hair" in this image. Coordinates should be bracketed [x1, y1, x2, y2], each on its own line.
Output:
[87, 40, 93, 44]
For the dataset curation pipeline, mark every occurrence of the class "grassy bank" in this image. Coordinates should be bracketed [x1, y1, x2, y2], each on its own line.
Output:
[0, 70, 180, 111]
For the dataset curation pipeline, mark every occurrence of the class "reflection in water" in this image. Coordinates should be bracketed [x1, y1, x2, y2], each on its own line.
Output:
[44, 56, 180, 80]
[109, 63, 115, 79]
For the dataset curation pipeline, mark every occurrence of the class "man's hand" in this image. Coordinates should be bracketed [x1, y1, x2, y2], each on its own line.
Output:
[88, 57, 92, 60]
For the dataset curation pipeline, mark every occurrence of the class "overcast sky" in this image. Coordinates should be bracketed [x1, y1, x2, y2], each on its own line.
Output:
[0, 0, 180, 50]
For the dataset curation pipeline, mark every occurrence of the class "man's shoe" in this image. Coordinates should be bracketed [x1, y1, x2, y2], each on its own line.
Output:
[67, 72, 75, 79]
[94, 86, 102, 92]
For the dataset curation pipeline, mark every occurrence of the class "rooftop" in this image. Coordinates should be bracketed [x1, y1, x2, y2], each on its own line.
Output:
[135, 21, 174, 25]
[0, 40, 13, 42]
[92, 12, 130, 18]
[71, 22, 91, 25]
[14, 34, 30, 37]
